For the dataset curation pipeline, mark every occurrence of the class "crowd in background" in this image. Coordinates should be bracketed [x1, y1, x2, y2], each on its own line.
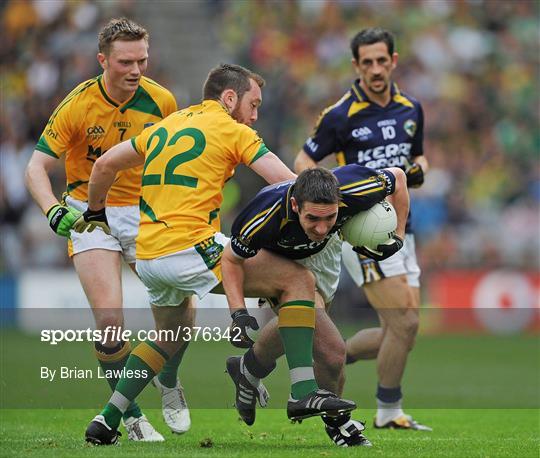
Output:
[1, 0, 539, 275]
[219, 0, 539, 272]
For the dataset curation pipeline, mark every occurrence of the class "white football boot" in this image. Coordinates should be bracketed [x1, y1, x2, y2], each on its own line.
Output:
[152, 376, 191, 434]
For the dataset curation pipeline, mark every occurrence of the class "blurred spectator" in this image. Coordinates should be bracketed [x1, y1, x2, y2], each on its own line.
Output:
[218, 0, 540, 271]
[1, 0, 538, 274]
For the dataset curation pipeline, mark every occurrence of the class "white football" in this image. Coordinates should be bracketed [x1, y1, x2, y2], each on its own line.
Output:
[341, 200, 397, 249]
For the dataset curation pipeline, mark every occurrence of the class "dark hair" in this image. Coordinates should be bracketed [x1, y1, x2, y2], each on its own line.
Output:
[350, 28, 395, 61]
[292, 168, 340, 210]
[202, 64, 265, 101]
[98, 18, 148, 55]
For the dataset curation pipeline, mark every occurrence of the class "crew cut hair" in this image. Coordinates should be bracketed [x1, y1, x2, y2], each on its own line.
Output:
[350, 28, 395, 61]
[292, 167, 340, 210]
[203, 64, 265, 101]
[98, 18, 149, 55]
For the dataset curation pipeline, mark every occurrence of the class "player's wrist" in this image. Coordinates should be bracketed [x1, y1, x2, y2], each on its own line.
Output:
[231, 308, 249, 320]
[45, 203, 62, 217]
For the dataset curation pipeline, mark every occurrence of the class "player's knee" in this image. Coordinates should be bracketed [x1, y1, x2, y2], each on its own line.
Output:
[283, 266, 316, 296]
[94, 311, 123, 331]
[405, 311, 420, 350]
[394, 310, 419, 346]
[401, 311, 419, 348]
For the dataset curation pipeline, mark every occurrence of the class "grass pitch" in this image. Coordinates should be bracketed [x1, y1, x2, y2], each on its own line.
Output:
[1, 330, 539, 456]
[1, 409, 538, 457]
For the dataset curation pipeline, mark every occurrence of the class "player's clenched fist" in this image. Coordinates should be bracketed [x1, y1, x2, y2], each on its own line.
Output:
[405, 162, 424, 188]
[46, 204, 81, 237]
[72, 207, 111, 235]
[230, 309, 259, 348]
[354, 235, 404, 261]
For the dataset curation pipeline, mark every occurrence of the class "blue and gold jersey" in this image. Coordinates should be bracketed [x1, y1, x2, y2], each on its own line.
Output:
[230, 164, 395, 260]
[302, 80, 423, 232]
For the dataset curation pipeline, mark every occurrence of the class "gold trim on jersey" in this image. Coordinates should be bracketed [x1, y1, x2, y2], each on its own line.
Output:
[239, 199, 282, 239]
[392, 83, 413, 108]
[351, 82, 364, 102]
[348, 101, 370, 117]
[340, 177, 385, 197]
[313, 93, 351, 132]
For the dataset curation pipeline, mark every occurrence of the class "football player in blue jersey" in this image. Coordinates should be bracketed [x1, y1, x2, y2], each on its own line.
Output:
[294, 28, 431, 431]
[223, 165, 410, 447]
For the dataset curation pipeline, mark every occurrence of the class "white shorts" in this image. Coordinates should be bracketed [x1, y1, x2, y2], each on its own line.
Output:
[296, 232, 342, 304]
[136, 233, 228, 306]
[342, 233, 421, 287]
[66, 196, 139, 264]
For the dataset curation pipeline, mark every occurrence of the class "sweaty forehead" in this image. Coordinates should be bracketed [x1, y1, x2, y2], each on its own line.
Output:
[301, 202, 338, 217]
[109, 39, 148, 59]
[358, 42, 390, 60]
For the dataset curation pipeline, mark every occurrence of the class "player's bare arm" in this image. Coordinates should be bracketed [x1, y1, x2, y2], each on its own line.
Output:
[25, 151, 82, 237]
[250, 152, 296, 183]
[220, 244, 249, 314]
[25, 152, 62, 214]
[71, 140, 143, 235]
[87, 140, 144, 210]
[294, 149, 318, 174]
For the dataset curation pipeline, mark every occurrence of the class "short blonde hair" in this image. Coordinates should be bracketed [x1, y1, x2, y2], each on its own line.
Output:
[98, 18, 148, 55]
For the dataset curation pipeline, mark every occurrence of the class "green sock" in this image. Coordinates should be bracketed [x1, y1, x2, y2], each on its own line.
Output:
[94, 341, 142, 420]
[158, 342, 189, 388]
[278, 300, 318, 399]
[100, 341, 168, 428]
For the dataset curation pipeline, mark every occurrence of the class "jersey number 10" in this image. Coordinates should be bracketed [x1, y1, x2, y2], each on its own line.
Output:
[381, 125, 396, 140]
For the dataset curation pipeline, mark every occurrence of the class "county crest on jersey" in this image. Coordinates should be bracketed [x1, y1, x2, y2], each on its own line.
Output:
[302, 80, 423, 232]
[35, 75, 177, 206]
[303, 80, 424, 169]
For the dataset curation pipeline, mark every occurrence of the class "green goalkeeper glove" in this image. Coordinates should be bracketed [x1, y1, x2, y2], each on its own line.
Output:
[46, 204, 81, 237]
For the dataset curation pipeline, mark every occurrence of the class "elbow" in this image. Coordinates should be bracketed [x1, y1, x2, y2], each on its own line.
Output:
[24, 163, 32, 189]
[92, 154, 116, 179]
[388, 167, 406, 190]
[294, 151, 315, 174]
[24, 158, 40, 190]
[293, 156, 303, 174]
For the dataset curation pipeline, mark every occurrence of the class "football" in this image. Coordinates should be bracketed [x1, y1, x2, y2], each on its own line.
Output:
[341, 200, 397, 249]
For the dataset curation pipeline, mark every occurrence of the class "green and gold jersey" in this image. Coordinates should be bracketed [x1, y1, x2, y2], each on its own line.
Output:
[131, 100, 269, 259]
[35, 75, 177, 206]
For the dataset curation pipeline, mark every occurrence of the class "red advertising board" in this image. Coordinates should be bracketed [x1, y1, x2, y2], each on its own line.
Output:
[425, 270, 540, 334]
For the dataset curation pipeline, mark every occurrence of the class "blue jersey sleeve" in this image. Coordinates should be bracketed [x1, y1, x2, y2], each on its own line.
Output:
[336, 164, 396, 212]
[376, 169, 396, 196]
[302, 108, 342, 161]
[230, 188, 285, 259]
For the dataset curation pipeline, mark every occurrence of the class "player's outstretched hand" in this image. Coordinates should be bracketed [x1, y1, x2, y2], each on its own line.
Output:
[72, 207, 111, 235]
[354, 235, 404, 261]
[46, 204, 82, 237]
[405, 162, 424, 188]
[230, 309, 259, 348]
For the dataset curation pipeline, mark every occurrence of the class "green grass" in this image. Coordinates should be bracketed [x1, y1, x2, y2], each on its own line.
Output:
[1, 331, 539, 456]
[1, 409, 538, 457]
